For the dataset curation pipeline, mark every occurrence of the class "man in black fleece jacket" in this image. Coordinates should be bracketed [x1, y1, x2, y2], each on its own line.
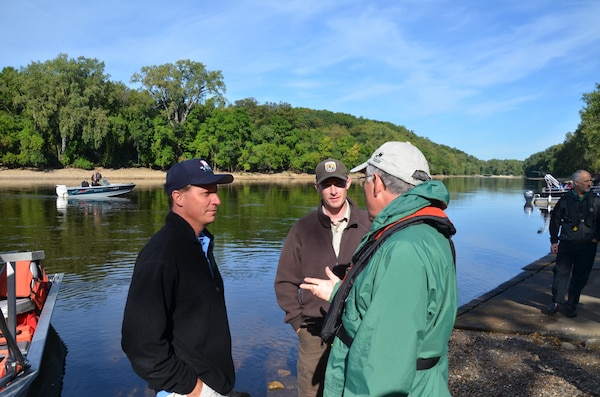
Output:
[122, 159, 235, 397]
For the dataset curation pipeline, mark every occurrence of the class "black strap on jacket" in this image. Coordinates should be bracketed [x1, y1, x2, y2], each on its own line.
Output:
[337, 324, 441, 371]
[338, 325, 441, 370]
[319, 206, 456, 369]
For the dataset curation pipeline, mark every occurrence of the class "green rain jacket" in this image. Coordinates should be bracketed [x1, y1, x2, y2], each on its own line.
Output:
[324, 180, 458, 397]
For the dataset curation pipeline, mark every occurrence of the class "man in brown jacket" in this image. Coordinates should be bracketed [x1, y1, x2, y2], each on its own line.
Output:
[274, 158, 371, 396]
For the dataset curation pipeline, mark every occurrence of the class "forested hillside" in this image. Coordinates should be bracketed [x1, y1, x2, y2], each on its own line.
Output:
[522, 83, 600, 178]
[2, 54, 595, 177]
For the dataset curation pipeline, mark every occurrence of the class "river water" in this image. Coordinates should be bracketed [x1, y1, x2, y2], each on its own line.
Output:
[0, 177, 550, 396]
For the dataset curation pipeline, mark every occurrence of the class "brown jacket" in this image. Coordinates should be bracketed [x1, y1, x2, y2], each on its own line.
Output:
[274, 198, 371, 331]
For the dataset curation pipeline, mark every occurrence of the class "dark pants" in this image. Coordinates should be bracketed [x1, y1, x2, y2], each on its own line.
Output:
[552, 240, 597, 307]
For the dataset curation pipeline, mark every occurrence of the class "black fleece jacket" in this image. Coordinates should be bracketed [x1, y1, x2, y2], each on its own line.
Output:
[122, 211, 234, 395]
[550, 189, 600, 244]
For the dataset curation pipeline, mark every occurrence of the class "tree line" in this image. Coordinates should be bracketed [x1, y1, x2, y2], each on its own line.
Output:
[523, 83, 600, 178]
[1, 54, 595, 177]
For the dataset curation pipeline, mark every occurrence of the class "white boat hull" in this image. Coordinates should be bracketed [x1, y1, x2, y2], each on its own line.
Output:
[529, 194, 559, 209]
[56, 183, 135, 198]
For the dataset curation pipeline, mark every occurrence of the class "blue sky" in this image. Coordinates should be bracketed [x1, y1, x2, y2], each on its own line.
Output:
[2, 0, 599, 161]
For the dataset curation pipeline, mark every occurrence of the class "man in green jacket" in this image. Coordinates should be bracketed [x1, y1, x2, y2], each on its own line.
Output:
[301, 141, 457, 396]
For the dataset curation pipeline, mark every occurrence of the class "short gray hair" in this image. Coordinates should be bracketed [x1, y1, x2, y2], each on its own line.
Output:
[366, 164, 414, 195]
[572, 169, 590, 182]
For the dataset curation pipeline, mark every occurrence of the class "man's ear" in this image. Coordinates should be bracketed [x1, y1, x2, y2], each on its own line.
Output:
[345, 177, 352, 189]
[371, 174, 385, 196]
[171, 190, 184, 207]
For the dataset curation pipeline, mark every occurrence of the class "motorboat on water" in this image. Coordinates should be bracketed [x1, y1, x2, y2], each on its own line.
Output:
[537, 174, 570, 197]
[524, 194, 560, 210]
[523, 174, 568, 210]
[55, 179, 135, 198]
[0, 250, 63, 396]
[524, 173, 600, 210]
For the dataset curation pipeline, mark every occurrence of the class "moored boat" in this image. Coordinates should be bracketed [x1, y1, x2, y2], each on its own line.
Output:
[524, 174, 566, 210]
[524, 173, 600, 209]
[537, 174, 570, 197]
[0, 250, 63, 397]
[525, 193, 560, 210]
[55, 180, 135, 198]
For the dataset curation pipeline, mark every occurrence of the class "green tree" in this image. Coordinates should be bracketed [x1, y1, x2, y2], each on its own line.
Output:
[524, 83, 600, 177]
[554, 130, 589, 176]
[131, 59, 226, 126]
[0, 67, 21, 114]
[110, 84, 158, 167]
[131, 60, 226, 163]
[523, 144, 562, 177]
[0, 67, 30, 166]
[14, 54, 111, 166]
[150, 116, 177, 169]
[190, 107, 252, 172]
[579, 83, 600, 172]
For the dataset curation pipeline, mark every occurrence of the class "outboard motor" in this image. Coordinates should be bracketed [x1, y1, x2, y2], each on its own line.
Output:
[524, 190, 534, 203]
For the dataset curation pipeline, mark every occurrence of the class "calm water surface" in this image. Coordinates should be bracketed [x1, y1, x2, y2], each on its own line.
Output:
[0, 177, 551, 396]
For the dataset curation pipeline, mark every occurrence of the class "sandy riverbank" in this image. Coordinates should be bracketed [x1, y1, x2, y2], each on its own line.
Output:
[0, 167, 315, 186]
[0, 167, 516, 187]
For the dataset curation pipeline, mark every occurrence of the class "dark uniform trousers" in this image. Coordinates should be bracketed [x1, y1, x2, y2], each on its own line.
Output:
[552, 240, 597, 307]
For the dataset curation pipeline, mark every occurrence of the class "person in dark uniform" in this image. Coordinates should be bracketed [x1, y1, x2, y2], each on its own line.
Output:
[546, 169, 600, 318]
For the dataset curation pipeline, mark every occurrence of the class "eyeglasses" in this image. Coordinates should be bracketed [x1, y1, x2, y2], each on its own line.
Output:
[356, 175, 374, 187]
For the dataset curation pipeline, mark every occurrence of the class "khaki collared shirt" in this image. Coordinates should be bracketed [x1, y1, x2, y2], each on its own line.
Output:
[325, 201, 351, 257]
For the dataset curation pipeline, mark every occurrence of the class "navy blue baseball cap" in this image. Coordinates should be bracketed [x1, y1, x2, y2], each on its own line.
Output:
[164, 159, 234, 194]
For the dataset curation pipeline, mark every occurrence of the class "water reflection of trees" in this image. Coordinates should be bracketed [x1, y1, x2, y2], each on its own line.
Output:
[441, 176, 540, 193]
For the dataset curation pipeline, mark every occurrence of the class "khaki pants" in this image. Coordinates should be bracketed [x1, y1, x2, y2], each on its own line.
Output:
[297, 327, 331, 397]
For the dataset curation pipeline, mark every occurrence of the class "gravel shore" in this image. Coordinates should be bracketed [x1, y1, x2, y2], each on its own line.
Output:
[448, 329, 600, 396]
[4, 167, 600, 396]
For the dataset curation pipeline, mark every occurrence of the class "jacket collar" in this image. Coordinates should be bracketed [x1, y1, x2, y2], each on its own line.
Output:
[165, 211, 213, 242]
[371, 180, 450, 231]
[317, 197, 360, 229]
